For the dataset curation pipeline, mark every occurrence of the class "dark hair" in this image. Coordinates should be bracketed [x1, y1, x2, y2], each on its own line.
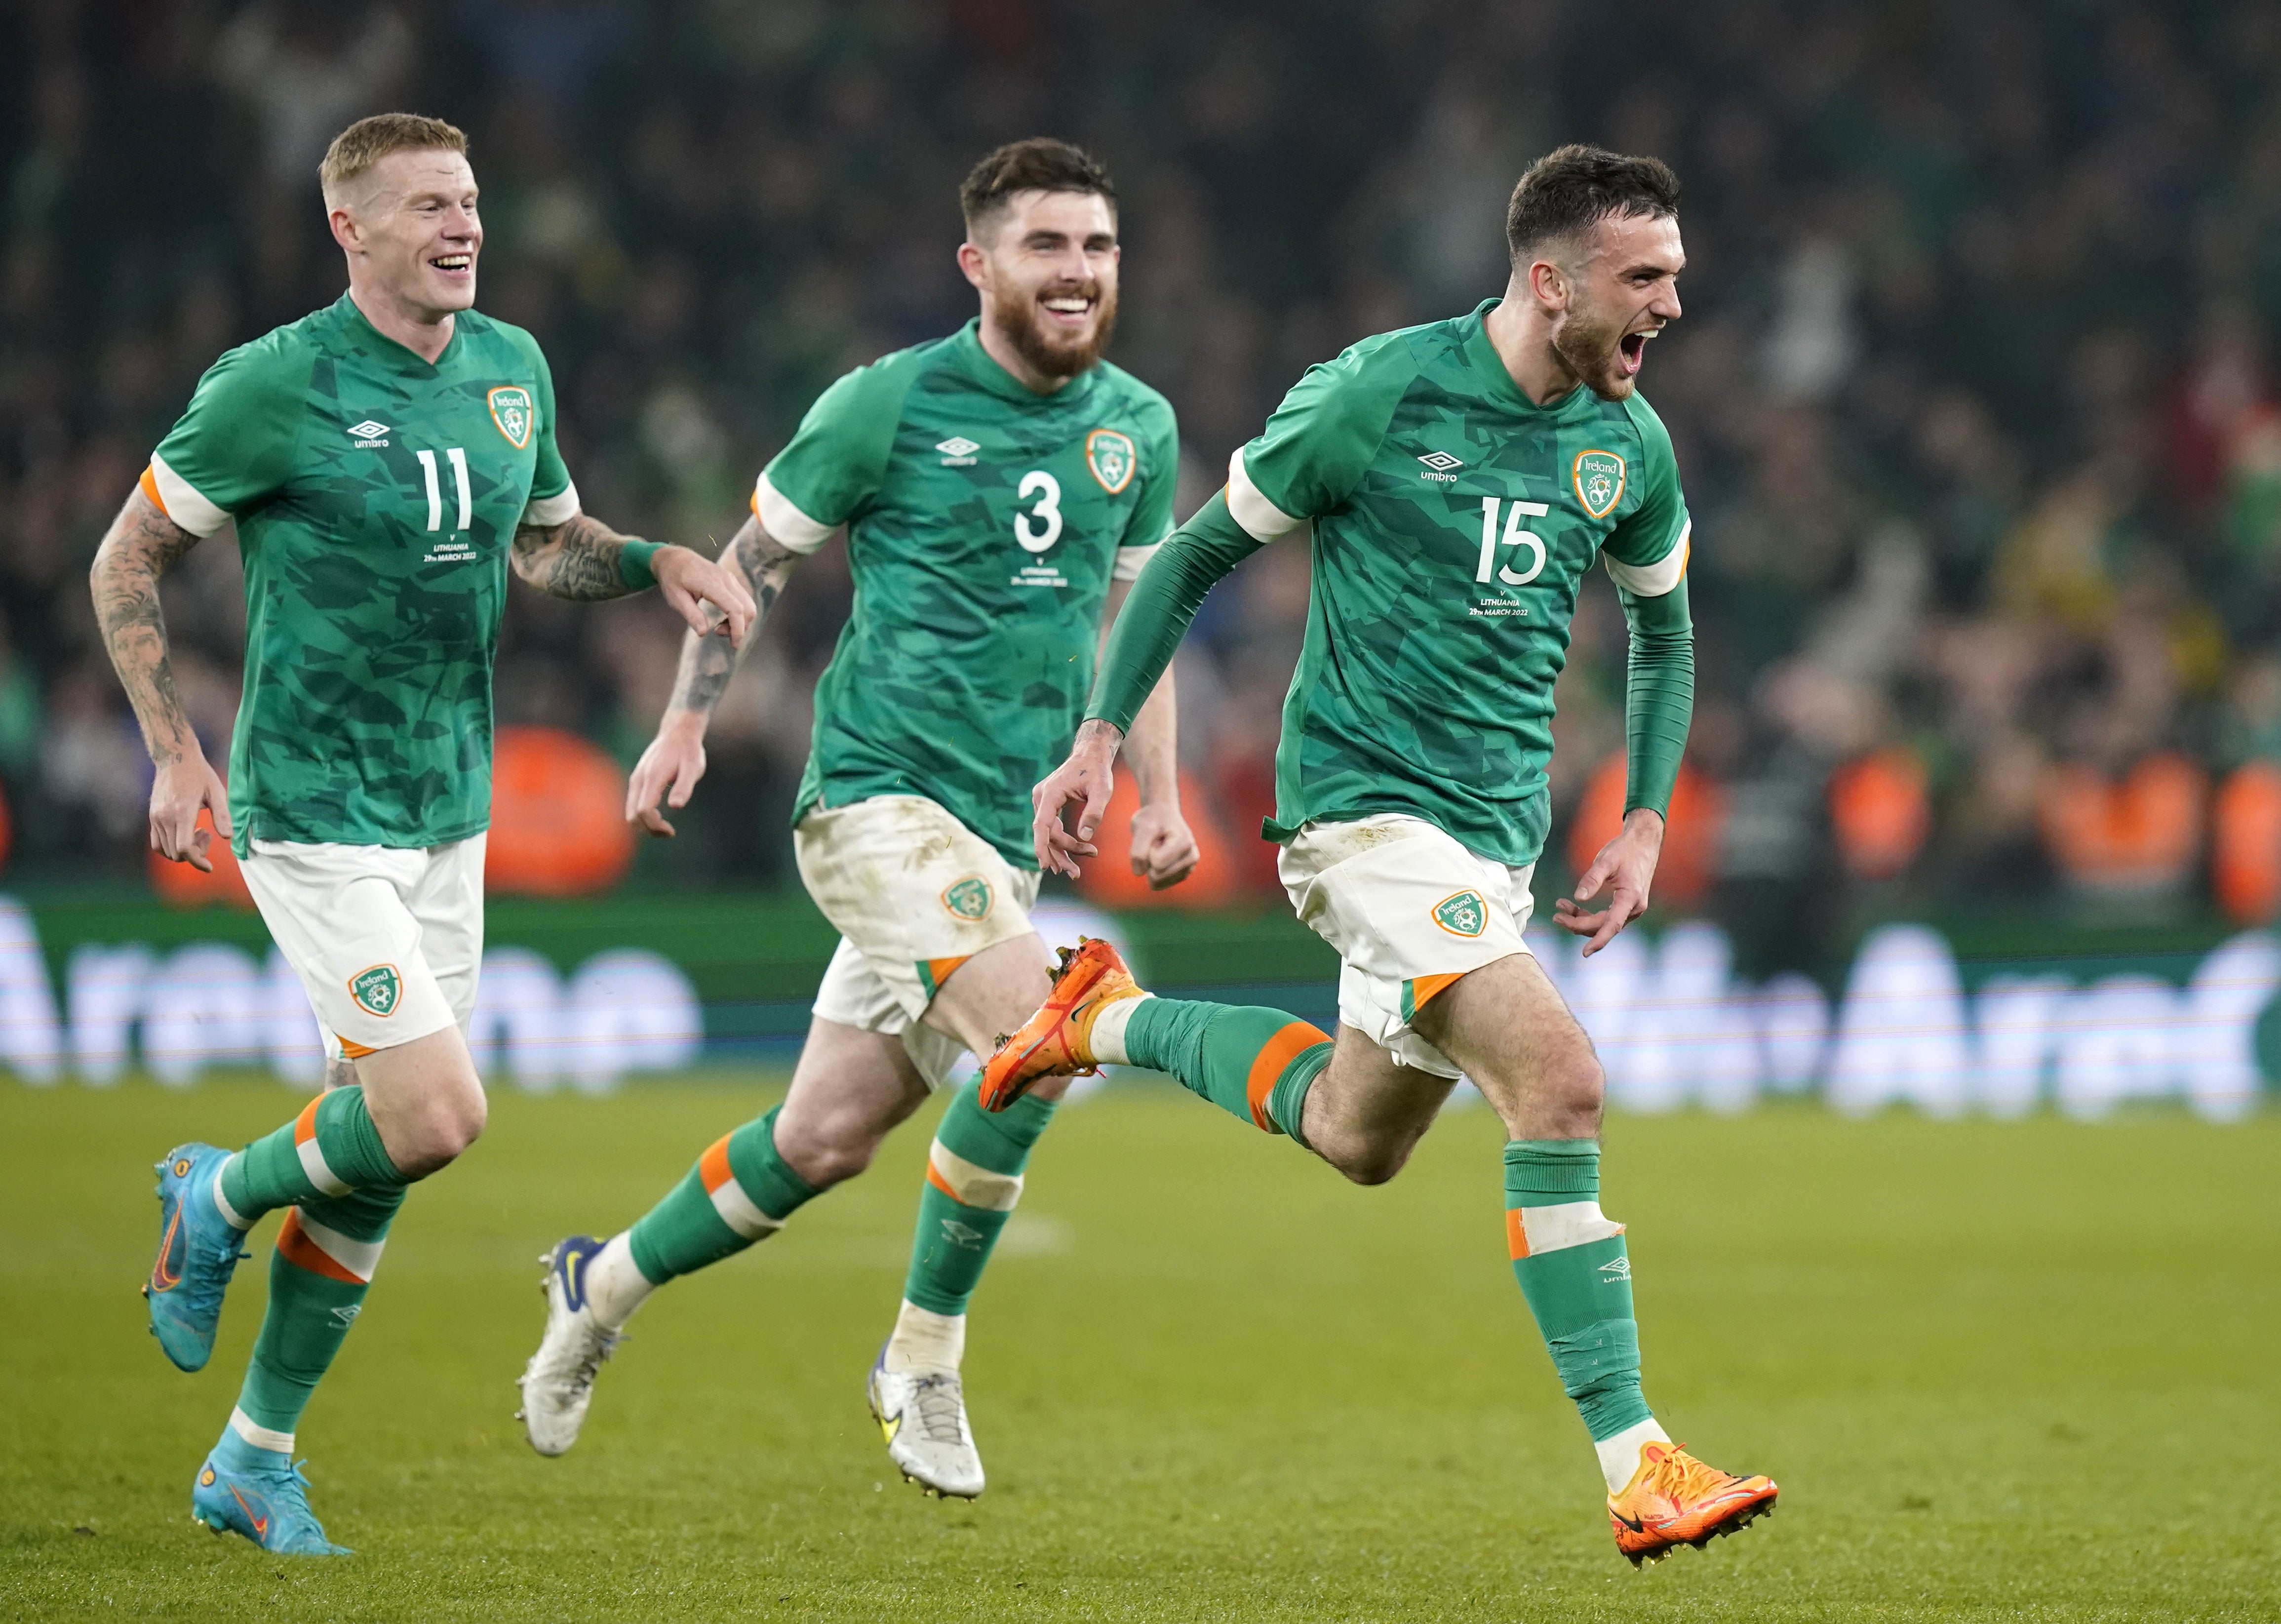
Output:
[960, 138, 1117, 239]
[1505, 144, 1680, 263]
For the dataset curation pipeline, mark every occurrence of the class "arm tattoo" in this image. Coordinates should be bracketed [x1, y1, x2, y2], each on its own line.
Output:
[667, 518, 798, 716]
[90, 492, 204, 766]
[512, 511, 641, 600]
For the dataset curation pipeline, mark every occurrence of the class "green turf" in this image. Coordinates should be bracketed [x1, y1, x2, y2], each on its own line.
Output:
[3, 1077, 2276, 1621]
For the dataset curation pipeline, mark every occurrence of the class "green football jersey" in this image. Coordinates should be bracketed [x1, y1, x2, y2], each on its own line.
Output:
[145, 293, 575, 855]
[1225, 299, 1690, 866]
[754, 319, 1179, 868]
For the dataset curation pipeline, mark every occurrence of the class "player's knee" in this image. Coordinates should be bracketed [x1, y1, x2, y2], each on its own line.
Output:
[1319, 1130, 1414, 1187]
[1546, 1049, 1605, 1134]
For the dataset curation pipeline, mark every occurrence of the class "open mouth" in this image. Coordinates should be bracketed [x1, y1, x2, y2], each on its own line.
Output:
[1618, 329, 1654, 374]
[1039, 291, 1095, 328]
[429, 254, 473, 276]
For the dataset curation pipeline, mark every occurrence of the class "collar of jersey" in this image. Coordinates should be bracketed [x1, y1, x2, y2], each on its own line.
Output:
[949, 318, 1098, 407]
[1463, 298, 1598, 420]
[334, 292, 464, 375]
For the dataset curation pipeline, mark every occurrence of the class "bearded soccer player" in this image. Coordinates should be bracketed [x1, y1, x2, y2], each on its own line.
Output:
[516, 139, 1194, 1498]
[99, 113, 754, 1556]
[995, 145, 1776, 1565]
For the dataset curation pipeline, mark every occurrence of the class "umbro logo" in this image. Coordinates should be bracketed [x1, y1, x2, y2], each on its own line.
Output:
[937, 436, 981, 466]
[1599, 1256, 1632, 1281]
[1417, 450, 1463, 482]
[347, 420, 391, 447]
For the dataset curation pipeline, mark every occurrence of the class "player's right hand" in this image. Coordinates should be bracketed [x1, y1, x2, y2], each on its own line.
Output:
[1033, 720, 1123, 878]
[149, 755, 232, 872]
[626, 713, 708, 838]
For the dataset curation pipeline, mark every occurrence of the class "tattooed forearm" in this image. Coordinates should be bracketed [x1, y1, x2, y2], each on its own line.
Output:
[512, 511, 643, 600]
[90, 490, 204, 765]
[665, 516, 798, 716]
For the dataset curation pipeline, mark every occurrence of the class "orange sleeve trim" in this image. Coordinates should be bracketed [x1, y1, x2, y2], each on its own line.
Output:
[1244, 1020, 1331, 1132]
[1505, 1207, 1531, 1260]
[137, 464, 171, 517]
[276, 1210, 364, 1284]
[293, 1095, 323, 1145]
[337, 1036, 377, 1060]
[698, 1134, 735, 1194]
[1408, 971, 1466, 1013]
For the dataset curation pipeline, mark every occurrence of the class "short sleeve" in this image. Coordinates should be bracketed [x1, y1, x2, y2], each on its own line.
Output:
[519, 337, 579, 526]
[1224, 337, 1414, 542]
[753, 358, 912, 555]
[142, 341, 306, 537]
[1113, 398, 1181, 581]
[1600, 396, 1690, 597]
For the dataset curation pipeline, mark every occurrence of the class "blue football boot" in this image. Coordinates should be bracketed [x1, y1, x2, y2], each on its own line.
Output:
[145, 1143, 249, 1372]
[192, 1433, 352, 1556]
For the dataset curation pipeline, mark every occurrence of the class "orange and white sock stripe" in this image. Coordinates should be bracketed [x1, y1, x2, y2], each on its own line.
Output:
[227, 1406, 294, 1454]
[275, 1207, 386, 1284]
[699, 1135, 784, 1240]
[292, 1097, 353, 1197]
[924, 1141, 1023, 1211]
[1505, 1201, 1626, 1260]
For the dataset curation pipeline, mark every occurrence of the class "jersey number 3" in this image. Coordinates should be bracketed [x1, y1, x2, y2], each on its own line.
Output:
[1015, 470, 1063, 553]
[1476, 496, 1548, 586]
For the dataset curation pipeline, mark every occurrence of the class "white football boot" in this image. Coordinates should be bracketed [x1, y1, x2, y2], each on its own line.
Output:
[868, 1349, 985, 1499]
[516, 1235, 621, 1457]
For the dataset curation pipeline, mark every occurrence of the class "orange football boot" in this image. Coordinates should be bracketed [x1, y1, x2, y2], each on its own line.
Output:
[1607, 1440, 1777, 1567]
[978, 938, 1146, 1111]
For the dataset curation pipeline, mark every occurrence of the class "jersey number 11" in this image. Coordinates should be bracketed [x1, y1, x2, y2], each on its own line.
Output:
[414, 447, 473, 533]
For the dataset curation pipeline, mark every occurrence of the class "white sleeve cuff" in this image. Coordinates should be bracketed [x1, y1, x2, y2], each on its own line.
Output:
[144, 454, 231, 538]
[1604, 518, 1690, 596]
[752, 473, 836, 554]
[519, 478, 580, 528]
[1224, 447, 1304, 542]
[1112, 540, 1165, 582]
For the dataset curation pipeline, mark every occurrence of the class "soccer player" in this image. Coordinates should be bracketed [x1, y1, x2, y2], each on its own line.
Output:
[993, 145, 1778, 1566]
[517, 139, 1194, 1498]
[102, 113, 754, 1556]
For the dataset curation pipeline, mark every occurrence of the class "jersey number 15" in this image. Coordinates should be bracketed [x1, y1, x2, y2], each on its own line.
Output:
[1476, 496, 1548, 586]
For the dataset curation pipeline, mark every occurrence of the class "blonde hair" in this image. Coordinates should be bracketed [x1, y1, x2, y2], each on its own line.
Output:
[319, 113, 470, 202]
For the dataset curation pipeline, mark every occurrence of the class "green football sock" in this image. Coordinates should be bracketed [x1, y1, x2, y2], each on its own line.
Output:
[903, 1084, 1057, 1316]
[1504, 1139, 1654, 1443]
[1122, 997, 1333, 1143]
[627, 1105, 820, 1285]
[232, 1184, 406, 1445]
[218, 1085, 408, 1226]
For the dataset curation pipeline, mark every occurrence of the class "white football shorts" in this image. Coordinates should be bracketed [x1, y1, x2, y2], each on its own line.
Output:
[793, 794, 1041, 1090]
[1277, 814, 1535, 1079]
[239, 835, 485, 1063]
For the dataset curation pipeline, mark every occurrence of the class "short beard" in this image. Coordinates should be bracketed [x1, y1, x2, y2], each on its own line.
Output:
[993, 279, 1118, 381]
[1551, 303, 1633, 400]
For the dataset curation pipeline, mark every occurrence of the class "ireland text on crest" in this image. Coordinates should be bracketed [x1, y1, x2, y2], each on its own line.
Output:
[1572, 449, 1626, 518]
[1086, 428, 1137, 493]
[1432, 890, 1488, 938]
[942, 877, 994, 921]
[348, 963, 403, 1018]
[488, 385, 536, 449]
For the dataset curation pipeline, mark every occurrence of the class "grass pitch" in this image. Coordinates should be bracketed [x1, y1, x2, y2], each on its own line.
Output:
[2, 1077, 2276, 1622]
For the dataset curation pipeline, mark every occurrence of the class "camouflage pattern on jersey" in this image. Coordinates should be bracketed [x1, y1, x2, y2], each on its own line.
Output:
[145, 295, 573, 854]
[1233, 299, 1689, 866]
[757, 320, 1179, 868]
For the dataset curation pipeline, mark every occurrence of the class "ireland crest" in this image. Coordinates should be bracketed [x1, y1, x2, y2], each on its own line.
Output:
[348, 963, 402, 1018]
[1572, 449, 1626, 519]
[1432, 890, 1488, 938]
[488, 385, 535, 449]
[1085, 428, 1137, 494]
[942, 877, 994, 921]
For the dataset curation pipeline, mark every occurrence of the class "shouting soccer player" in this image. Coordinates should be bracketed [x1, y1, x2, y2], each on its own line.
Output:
[995, 146, 1777, 1565]
[518, 140, 1193, 1497]
[102, 113, 754, 1555]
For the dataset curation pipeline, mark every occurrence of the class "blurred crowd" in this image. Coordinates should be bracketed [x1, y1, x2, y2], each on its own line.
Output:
[9, 0, 2281, 964]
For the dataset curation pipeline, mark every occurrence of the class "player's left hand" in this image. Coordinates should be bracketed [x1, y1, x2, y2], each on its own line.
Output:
[1554, 807, 1664, 957]
[653, 546, 757, 648]
[1129, 800, 1200, 890]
